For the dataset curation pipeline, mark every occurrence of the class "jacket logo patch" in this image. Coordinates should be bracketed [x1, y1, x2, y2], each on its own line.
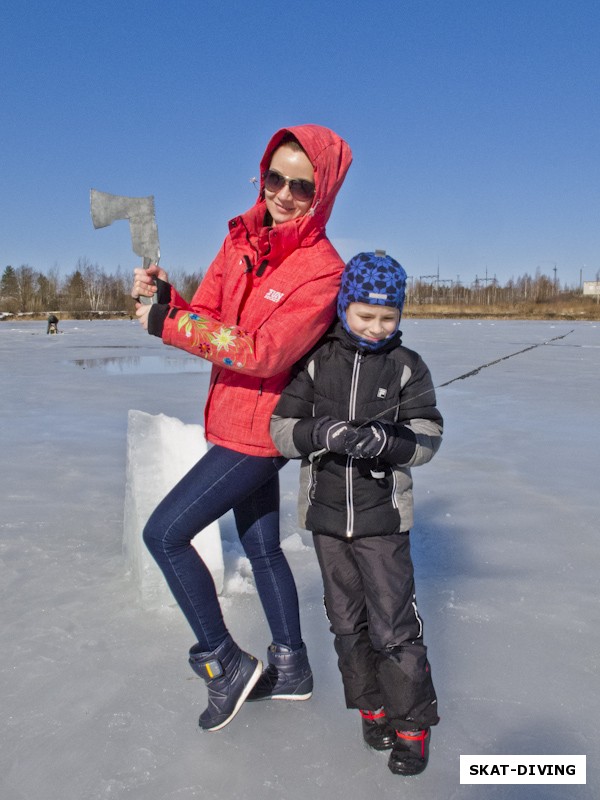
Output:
[377, 388, 388, 398]
[264, 288, 285, 303]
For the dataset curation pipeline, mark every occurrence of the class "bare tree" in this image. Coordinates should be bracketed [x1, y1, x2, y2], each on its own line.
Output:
[105, 266, 131, 311]
[14, 265, 37, 312]
[77, 258, 107, 312]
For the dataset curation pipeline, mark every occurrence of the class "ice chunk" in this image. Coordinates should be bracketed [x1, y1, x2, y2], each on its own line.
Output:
[123, 410, 224, 609]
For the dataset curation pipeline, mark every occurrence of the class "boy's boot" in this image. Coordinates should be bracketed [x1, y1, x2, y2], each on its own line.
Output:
[360, 709, 396, 750]
[188, 634, 262, 731]
[388, 728, 430, 776]
[246, 642, 313, 701]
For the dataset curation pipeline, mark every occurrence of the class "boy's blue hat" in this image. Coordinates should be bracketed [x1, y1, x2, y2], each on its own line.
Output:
[338, 252, 407, 312]
[337, 252, 407, 350]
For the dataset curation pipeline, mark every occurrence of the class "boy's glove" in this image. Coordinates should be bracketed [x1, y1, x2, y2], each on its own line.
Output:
[344, 421, 389, 458]
[345, 421, 418, 464]
[312, 417, 355, 454]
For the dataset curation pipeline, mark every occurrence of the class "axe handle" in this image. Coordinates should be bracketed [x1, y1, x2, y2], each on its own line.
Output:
[138, 257, 158, 305]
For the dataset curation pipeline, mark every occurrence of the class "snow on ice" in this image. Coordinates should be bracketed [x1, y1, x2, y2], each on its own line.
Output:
[1, 318, 598, 800]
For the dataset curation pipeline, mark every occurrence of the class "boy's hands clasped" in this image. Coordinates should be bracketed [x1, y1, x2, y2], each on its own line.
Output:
[345, 421, 389, 458]
[313, 417, 393, 458]
[313, 419, 355, 453]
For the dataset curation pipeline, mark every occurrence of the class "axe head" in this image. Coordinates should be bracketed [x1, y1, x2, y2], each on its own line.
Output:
[90, 189, 160, 267]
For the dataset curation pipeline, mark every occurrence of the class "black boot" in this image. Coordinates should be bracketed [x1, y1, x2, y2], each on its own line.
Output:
[246, 642, 313, 701]
[189, 635, 262, 731]
[360, 709, 396, 750]
[388, 728, 430, 776]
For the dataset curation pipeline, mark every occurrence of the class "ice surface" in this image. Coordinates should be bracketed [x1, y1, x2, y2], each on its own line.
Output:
[123, 410, 224, 607]
[1, 319, 598, 800]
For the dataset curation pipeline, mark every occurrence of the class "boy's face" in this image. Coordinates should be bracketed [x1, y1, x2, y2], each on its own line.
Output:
[345, 302, 400, 343]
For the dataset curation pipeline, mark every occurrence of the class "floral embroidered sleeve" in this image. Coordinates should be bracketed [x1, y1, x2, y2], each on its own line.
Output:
[150, 266, 340, 378]
[175, 312, 254, 369]
[149, 241, 344, 378]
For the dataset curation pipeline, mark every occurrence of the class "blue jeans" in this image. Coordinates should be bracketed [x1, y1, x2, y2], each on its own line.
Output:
[143, 444, 302, 653]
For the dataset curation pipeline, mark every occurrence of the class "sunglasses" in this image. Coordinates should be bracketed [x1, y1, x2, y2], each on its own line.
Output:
[263, 169, 315, 201]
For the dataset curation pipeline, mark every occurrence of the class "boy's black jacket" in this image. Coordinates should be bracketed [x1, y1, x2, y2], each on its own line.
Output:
[271, 323, 443, 539]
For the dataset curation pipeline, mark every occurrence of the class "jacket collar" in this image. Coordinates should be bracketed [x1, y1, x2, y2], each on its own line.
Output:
[229, 200, 322, 262]
[333, 320, 403, 354]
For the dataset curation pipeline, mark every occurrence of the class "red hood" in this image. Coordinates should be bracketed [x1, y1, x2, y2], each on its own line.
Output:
[256, 124, 352, 230]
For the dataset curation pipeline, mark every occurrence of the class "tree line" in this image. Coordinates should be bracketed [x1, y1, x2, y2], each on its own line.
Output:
[0, 260, 596, 316]
[407, 269, 574, 307]
[0, 260, 203, 315]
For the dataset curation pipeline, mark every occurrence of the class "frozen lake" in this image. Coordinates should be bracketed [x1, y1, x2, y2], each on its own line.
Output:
[1, 318, 597, 799]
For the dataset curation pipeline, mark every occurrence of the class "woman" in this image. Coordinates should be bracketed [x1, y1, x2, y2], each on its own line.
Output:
[132, 124, 352, 732]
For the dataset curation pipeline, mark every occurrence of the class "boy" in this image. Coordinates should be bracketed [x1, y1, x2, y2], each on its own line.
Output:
[270, 252, 442, 775]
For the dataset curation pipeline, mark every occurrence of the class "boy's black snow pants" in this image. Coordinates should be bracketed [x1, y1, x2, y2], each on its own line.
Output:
[313, 531, 439, 731]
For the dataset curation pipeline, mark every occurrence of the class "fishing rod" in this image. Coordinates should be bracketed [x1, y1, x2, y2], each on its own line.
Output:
[431, 328, 574, 392]
[368, 327, 575, 423]
[378, 327, 576, 416]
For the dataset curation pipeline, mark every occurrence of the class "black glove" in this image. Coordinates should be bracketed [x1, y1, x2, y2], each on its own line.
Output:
[147, 303, 170, 337]
[312, 417, 355, 454]
[345, 420, 418, 463]
[344, 421, 389, 458]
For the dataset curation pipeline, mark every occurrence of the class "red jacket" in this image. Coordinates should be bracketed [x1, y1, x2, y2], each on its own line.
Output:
[157, 124, 352, 456]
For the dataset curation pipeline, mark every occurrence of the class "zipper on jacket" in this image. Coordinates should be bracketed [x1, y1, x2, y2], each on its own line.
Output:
[345, 455, 354, 537]
[348, 351, 362, 419]
[345, 352, 363, 538]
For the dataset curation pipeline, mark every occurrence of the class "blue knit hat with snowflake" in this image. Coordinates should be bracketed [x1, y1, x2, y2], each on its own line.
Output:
[337, 252, 407, 350]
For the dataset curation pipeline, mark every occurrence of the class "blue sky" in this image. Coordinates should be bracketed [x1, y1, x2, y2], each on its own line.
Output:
[2, 0, 599, 288]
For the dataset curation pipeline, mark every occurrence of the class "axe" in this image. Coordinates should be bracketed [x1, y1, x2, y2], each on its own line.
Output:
[90, 189, 160, 304]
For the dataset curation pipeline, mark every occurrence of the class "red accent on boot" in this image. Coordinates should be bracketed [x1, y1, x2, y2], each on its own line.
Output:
[360, 708, 386, 721]
[395, 729, 429, 759]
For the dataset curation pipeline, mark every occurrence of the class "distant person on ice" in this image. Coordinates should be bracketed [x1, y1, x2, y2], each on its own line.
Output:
[270, 252, 442, 776]
[46, 314, 59, 334]
[131, 125, 352, 732]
